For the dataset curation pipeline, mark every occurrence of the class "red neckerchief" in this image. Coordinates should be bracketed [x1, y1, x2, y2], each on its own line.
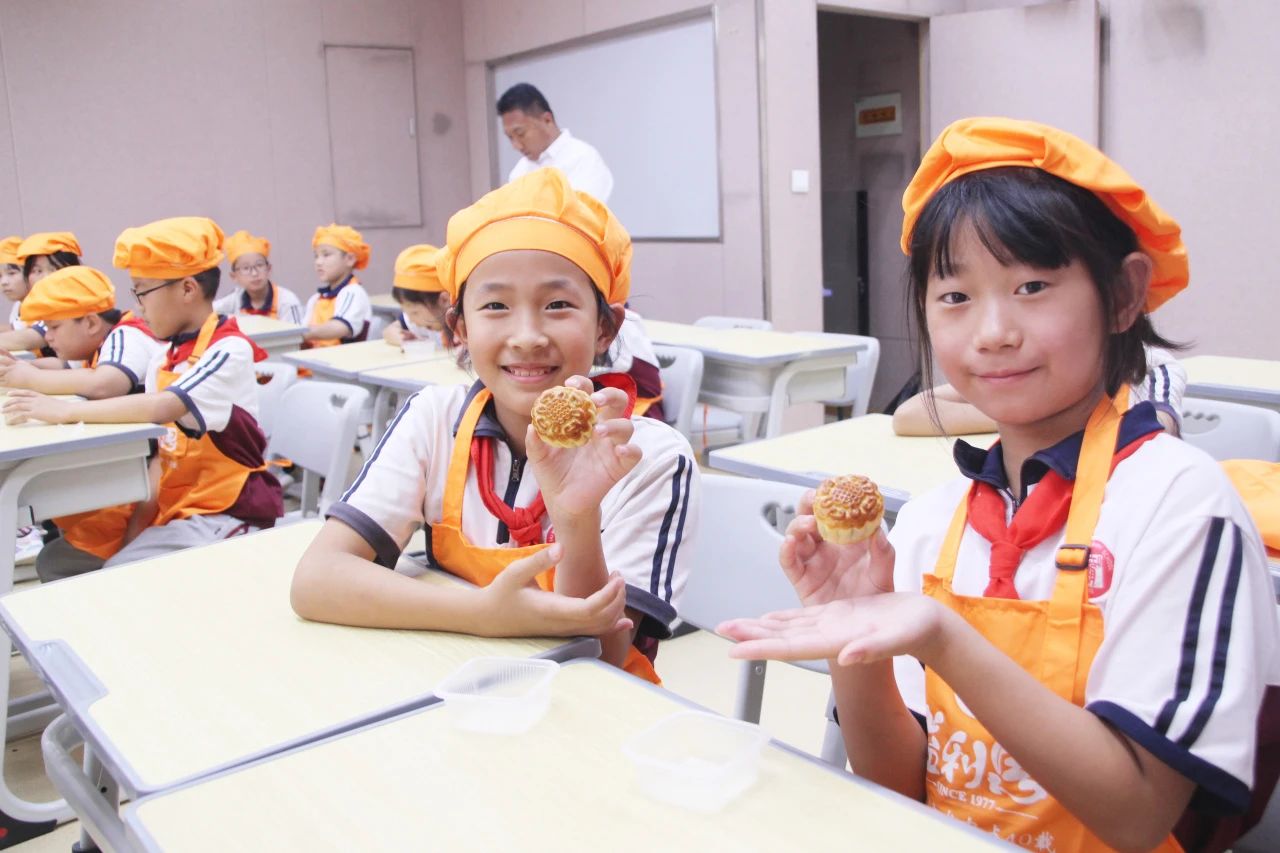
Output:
[163, 315, 269, 371]
[114, 310, 158, 340]
[470, 374, 639, 547]
[967, 430, 1159, 599]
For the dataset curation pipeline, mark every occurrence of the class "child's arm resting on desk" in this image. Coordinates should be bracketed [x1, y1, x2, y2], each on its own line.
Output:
[0, 327, 45, 353]
[0, 356, 132, 399]
[291, 520, 631, 637]
[892, 383, 998, 436]
[304, 319, 350, 342]
[2, 387, 186, 425]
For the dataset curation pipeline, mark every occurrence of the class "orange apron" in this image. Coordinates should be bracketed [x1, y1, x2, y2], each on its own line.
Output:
[243, 283, 280, 319]
[922, 396, 1181, 852]
[152, 314, 268, 527]
[1221, 459, 1280, 561]
[304, 278, 364, 349]
[633, 395, 660, 417]
[53, 311, 156, 559]
[430, 388, 661, 684]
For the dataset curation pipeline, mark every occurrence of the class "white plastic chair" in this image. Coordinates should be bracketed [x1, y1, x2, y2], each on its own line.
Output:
[682, 474, 845, 766]
[814, 334, 881, 418]
[694, 315, 773, 331]
[252, 361, 298, 442]
[268, 381, 370, 517]
[1180, 397, 1280, 463]
[652, 344, 704, 440]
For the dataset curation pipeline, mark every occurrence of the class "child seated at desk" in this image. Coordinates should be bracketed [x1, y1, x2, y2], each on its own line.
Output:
[304, 224, 372, 348]
[0, 236, 27, 332]
[292, 167, 700, 684]
[3, 217, 283, 576]
[0, 231, 82, 358]
[382, 243, 450, 349]
[213, 230, 304, 325]
[720, 119, 1279, 852]
[602, 307, 664, 421]
[0, 265, 164, 576]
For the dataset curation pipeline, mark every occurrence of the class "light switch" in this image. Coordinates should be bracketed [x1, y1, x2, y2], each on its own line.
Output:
[791, 169, 810, 193]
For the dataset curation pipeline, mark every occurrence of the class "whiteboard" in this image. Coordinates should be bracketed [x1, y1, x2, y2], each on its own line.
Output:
[492, 15, 720, 240]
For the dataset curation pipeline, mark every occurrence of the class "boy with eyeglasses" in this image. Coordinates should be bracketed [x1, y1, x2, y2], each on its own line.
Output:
[213, 230, 304, 324]
[3, 217, 283, 579]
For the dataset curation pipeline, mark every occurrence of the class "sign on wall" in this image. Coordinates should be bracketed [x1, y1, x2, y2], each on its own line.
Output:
[854, 93, 903, 138]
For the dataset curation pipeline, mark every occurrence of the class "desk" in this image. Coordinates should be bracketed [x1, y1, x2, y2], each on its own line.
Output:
[644, 321, 865, 438]
[124, 660, 992, 852]
[1185, 355, 1280, 411]
[281, 339, 443, 382]
[233, 314, 306, 360]
[0, 416, 164, 822]
[708, 414, 992, 517]
[369, 292, 400, 318]
[1, 522, 597, 841]
[359, 358, 476, 441]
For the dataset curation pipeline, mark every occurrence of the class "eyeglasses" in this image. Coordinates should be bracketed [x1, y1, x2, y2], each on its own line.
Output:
[132, 279, 181, 301]
[234, 263, 269, 275]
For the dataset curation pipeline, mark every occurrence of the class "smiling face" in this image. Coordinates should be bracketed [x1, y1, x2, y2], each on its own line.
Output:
[925, 223, 1109, 446]
[314, 244, 355, 286]
[453, 249, 616, 437]
[0, 264, 26, 301]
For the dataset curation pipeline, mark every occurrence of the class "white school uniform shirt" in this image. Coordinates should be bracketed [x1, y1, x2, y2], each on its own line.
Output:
[304, 277, 372, 340]
[507, 129, 614, 203]
[8, 302, 45, 337]
[601, 309, 660, 376]
[213, 284, 305, 326]
[888, 403, 1280, 814]
[147, 326, 263, 436]
[329, 382, 700, 638]
[97, 323, 165, 393]
[1131, 346, 1187, 426]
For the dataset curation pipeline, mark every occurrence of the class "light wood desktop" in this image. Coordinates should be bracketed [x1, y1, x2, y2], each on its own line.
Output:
[369, 292, 400, 318]
[125, 661, 993, 852]
[643, 320, 865, 439]
[708, 414, 994, 515]
[1184, 355, 1280, 409]
[1, 522, 594, 803]
[282, 339, 446, 381]
[231, 313, 306, 360]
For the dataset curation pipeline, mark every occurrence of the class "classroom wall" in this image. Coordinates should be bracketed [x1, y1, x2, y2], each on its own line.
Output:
[460, 0, 769, 327]
[0, 0, 472, 320]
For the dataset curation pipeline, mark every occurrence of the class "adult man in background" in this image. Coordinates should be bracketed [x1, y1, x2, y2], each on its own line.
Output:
[497, 83, 614, 203]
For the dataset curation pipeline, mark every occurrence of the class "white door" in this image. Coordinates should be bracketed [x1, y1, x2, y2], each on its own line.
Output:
[927, 0, 1100, 145]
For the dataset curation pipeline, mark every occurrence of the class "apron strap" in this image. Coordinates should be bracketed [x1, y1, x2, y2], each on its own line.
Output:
[188, 312, 220, 365]
[935, 489, 974, 588]
[1039, 394, 1123, 696]
[441, 389, 492, 526]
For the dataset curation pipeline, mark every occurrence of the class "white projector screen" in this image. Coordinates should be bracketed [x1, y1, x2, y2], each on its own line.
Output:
[492, 15, 721, 240]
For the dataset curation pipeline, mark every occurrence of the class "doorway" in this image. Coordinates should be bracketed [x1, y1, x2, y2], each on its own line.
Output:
[817, 11, 921, 412]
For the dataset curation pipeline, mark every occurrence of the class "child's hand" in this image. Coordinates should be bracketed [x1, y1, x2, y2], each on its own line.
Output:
[0, 359, 36, 388]
[477, 543, 634, 638]
[780, 491, 895, 606]
[2, 389, 74, 425]
[381, 324, 405, 347]
[718, 592, 947, 666]
[526, 376, 642, 520]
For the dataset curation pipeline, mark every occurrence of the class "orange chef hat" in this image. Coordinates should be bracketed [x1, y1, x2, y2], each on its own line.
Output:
[0, 236, 22, 266]
[436, 167, 631, 304]
[19, 265, 116, 323]
[312, 224, 370, 270]
[901, 117, 1188, 312]
[393, 244, 444, 292]
[113, 217, 225, 279]
[17, 232, 82, 262]
[225, 230, 271, 266]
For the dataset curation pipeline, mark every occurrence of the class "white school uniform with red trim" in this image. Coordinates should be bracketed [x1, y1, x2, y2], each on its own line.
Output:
[889, 403, 1280, 815]
[213, 285, 305, 325]
[98, 322, 165, 393]
[304, 277, 372, 339]
[328, 381, 700, 639]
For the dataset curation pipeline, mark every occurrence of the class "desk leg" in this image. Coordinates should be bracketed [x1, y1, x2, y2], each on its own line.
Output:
[42, 718, 126, 852]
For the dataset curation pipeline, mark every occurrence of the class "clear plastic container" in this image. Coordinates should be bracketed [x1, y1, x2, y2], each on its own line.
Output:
[621, 711, 771, 812]
[433, 657, 559, 734]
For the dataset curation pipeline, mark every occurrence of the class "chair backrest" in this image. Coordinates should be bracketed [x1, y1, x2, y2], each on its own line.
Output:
[253, 361, 299, 441]
[366, 313, 390, 343]
[1180, 397, 1280, 463]
[694, 315, 773, 331]
[813, 333, 881, 416]
[653, 344, 704, 439]
[681, 475, 807, 632]
[269, 380, 370, 515]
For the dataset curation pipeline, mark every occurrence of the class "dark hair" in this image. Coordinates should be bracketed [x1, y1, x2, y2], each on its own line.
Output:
[165, 267, 221, 300]
[97, 308, 124, 326]
[23, 251, 80, 281]
[496, 83, 552, 117]
[907, 167, 1180, 416]
[392, 286, 448, 310]
[447, 280, 619, 370]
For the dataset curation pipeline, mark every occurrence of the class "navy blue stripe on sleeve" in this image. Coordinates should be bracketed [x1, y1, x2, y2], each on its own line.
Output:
[663, 458, 693, 603]
[173, 351, 229, 394]
[650, 455, 687, 596]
